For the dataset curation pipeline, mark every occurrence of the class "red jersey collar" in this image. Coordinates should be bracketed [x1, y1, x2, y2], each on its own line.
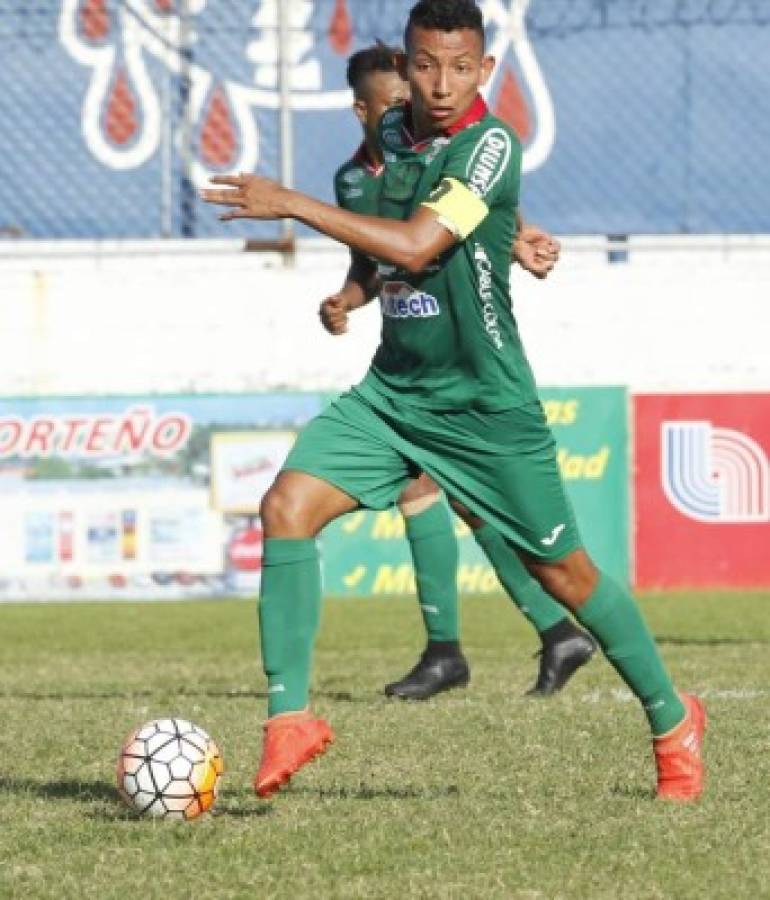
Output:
[352, 142, 384, 176]
[402, 93, 488, 143]
[443, 94, 489, 135]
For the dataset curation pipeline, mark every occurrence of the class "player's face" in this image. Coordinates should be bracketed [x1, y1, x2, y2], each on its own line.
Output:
[354, 71, 410, 133]
[406, 26, 494, 136]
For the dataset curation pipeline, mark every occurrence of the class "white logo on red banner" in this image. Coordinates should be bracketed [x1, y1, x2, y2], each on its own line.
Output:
[661, 421, 770, 523]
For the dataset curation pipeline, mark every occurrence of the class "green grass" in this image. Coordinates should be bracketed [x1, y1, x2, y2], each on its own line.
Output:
[0, 592, 769, 899]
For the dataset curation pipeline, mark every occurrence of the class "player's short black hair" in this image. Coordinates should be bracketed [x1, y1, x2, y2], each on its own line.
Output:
[404, 0, 485, 50]
[346, 43, 402, 99]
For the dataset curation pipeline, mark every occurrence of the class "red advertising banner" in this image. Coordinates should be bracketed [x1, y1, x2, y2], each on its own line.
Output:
[634, 393, 770, 588]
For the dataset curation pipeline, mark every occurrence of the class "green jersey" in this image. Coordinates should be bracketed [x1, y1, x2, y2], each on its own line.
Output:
[333, 143, 383, 215]
[357, 96, 539, 413]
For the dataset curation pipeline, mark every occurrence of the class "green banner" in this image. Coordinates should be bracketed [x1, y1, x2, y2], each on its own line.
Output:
[321, 386, 629, 595]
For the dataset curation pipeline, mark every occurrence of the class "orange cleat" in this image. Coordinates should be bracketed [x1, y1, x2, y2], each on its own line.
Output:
[654, 693, 707, 801]
[254, 711, 334, 798]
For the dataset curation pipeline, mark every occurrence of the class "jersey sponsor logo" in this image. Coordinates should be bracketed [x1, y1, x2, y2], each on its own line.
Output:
[381, 108, 403, 128]
[380, 282, 440, 320]
[473, 243, 504, 350]
[382, 128, 405, 149]
[466, 128, 512, 198]
[342, 167, 365, 185]
[341, 187, 363, 199]
[661, 421, 770, 523]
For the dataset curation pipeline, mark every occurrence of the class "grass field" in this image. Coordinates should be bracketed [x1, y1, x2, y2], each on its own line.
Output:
[1, 591, 769, 899]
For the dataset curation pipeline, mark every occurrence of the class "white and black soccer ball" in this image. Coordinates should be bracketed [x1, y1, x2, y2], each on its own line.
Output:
[117, 718, 223, 820]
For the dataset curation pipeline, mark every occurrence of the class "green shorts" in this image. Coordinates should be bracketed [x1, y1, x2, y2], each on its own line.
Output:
[283, 386, 581, 561]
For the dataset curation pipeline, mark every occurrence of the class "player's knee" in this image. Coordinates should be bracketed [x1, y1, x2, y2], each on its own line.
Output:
[528, 550, 598, 609]
[260, 483, 309, 535]
[397, 474, 441, 516]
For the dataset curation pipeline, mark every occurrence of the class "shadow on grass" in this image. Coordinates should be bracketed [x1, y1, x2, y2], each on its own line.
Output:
[0, 776, 117, 802]
[87, 803, 273, 822]
[656, 636, 770, 646]
[0, 777, 273, 820]
[297, 783, 461, 801]
[212, 802, 274, 818]
[87, 807, 142, 822]
[609, 783, 654, 800]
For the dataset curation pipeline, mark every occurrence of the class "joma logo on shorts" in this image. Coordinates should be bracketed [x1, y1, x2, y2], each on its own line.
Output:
[380, 282, 440, 319]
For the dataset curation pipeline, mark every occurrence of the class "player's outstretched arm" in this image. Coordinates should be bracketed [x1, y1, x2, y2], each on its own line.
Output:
[512, 217, 561, 280]
[202, 174, 456, 275]
[319, 253, 379, 335]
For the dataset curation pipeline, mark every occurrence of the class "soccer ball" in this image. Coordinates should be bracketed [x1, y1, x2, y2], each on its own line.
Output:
[117, 718, 223, 820]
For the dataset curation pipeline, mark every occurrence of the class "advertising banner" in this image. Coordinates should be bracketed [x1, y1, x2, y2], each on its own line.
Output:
[0, 393, 322, 600]
[0, 387, 628, 600]
[634, 393, 770, 588]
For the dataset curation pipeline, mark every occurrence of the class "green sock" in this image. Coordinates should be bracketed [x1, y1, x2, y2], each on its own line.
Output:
[258, 538, 321, 717]
[574, 572, 685, 735]
[404, 502, 460, 642]
[473, 524, 567, 634]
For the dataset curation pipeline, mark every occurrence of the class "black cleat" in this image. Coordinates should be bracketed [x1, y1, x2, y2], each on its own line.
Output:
[384, 646, 470, 700]
[526, 628, 597, 697]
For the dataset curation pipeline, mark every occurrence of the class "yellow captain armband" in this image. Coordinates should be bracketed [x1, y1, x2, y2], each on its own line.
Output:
[420, 176, 489, 240]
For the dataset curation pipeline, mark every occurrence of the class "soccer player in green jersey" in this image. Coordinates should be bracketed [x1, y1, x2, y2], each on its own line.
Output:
[203, 0, 706, 803]
[323, 42, 596, 701]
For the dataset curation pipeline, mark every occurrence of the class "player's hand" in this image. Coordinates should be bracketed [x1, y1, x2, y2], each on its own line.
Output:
[319, 295, 350, 335]
[201, 174, 289, 221]
[513, 225, 561, 279]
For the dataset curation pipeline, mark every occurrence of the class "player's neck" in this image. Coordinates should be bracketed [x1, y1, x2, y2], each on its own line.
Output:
[364, 135, 383, 168]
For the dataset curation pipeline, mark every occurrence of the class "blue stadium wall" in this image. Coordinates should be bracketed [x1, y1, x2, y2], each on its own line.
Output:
[1, 0, 769, 239]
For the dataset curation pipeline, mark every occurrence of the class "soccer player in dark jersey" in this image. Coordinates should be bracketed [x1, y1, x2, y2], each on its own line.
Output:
[323, 42, 595, 702]
[203, 0, 706, 803]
